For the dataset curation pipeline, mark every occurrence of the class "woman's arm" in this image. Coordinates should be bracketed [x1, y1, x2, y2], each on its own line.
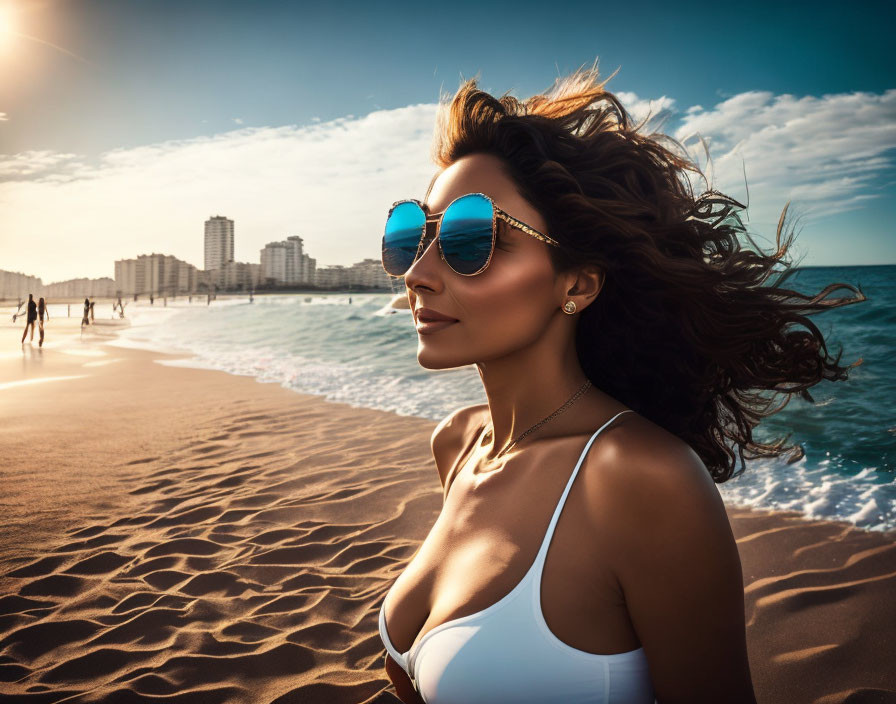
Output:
[384, 653, 426, 704]
[589, 436, 756, 704]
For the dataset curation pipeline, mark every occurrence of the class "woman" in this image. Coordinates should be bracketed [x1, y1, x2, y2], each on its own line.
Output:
[37, 297, 49, 347]
[19, 293, 37, 344]
[377, 65, 864, 704]
[81, 297, 90, 327]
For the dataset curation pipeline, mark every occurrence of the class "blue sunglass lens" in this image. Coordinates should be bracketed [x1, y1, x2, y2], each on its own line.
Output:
[439, 194, 494, 275]
[383, 202, 426, 276]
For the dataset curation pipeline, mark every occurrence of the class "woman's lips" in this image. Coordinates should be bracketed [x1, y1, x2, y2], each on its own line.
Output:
[416, 319, 458, 334]
[415, 307, 458, 334]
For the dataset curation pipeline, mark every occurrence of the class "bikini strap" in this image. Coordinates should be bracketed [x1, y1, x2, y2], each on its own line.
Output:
[534, 409, 635, 565]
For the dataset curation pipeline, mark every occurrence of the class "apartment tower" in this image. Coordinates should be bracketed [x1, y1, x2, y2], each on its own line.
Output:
[204, 216, 234, 270]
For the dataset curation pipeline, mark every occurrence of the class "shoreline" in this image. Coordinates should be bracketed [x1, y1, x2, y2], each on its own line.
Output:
[23, 295, 893, 536]
[0, 328, 894, 702]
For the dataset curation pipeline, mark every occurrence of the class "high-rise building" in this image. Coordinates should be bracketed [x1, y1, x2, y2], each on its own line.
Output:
[208, 261, 261, 291]
[43, 277, 116, 298]
[115, 253, 201, 296]
[204, 216, 234, 270]
[0, 269, 43, 299]
[260, 241, 287, 283]
[260, 236, 316, 285]
[314, 258, 391, 290]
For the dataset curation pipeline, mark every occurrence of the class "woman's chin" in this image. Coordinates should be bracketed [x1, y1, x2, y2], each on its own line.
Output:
[416, 348, 468, 371]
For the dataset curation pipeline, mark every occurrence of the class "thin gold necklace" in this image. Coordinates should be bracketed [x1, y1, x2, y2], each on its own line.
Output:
[483, 379, 592, 459]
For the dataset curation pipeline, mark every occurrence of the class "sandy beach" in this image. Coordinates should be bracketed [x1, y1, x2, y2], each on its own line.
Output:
[0, 315, 894, 703]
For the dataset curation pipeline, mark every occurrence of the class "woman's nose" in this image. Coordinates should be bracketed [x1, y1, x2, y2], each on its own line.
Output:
[404, 221, 442, 286]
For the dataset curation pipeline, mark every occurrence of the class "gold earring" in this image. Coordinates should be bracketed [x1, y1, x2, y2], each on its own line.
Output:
[563, 300, 576, 314]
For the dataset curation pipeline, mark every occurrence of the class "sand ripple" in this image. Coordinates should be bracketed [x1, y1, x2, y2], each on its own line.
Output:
[0, 399, 438, 703]
[1, 349, 893, 703]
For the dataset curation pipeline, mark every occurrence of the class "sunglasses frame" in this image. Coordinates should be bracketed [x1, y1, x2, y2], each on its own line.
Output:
[382, 191, 561, 278]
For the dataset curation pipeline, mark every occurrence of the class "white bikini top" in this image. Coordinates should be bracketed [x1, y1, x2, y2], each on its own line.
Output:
[379, 409, 656, 704]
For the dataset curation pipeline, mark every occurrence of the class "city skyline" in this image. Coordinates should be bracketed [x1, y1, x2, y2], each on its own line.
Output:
[0, 0, 893, 281]
[0, 210, 391, 298]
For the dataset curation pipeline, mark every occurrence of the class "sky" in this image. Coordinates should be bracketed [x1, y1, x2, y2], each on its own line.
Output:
[0, 0, 894, 284]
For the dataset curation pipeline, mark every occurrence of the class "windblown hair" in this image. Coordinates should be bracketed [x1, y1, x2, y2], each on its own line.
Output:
[429, 63, 866, 482]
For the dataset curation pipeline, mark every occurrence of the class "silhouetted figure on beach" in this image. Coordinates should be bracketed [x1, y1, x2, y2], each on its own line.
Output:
[81, 298, 90, 327]
[114, 295, 125, 318]
[89, 300, 95, 323]
[20, 294, 37, 344]
[349, 296, 352, 304]
[207, 293, 211, 306]
[150, 294, 154, 305]
[249, 290, 254, 303]
[37, 297, 49, 347]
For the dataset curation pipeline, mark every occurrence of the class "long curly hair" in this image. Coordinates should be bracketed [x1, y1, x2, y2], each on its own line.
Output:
[426, 63, 867, 483]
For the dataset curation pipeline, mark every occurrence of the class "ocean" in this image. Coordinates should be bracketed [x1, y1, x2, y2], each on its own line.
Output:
[107, 265, 895, 533]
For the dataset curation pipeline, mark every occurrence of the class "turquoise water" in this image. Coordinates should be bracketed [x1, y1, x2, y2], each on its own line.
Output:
[110, 265, 895, 533]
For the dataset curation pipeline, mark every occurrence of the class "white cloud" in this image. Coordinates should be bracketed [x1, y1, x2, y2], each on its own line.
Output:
[0, 150, 84, 180]
[0, 105, 439, 282]
[673, 89, 896, 226]
[1, 88, 894, 282]
[614, 91, 676, 133]
[232, 117, 244, 125]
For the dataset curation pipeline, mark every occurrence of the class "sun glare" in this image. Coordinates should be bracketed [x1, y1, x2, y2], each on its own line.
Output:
[0, 5, 15, 52]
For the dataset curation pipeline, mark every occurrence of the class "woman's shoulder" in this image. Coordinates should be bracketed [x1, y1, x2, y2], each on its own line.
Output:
[581, 413, 722, 530]
[430, 404, 489, 487]
[431, 403, 489, 447]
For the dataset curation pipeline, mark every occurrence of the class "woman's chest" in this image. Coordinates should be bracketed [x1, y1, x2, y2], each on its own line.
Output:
[384, 460, 642, 657]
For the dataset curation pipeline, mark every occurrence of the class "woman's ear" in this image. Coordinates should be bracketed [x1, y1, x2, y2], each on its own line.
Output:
[565, 265, 604, 312]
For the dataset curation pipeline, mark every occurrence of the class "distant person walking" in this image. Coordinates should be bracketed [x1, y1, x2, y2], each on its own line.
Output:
[20, 293, 37, 344]
[150, 294, 154, 305]
[81, 297, 90, 327]
[37, 297, 49, 347]
[89, 300, 95, 323]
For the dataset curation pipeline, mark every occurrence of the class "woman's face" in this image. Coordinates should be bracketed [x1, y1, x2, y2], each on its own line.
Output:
[404, 152, 565, 370]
